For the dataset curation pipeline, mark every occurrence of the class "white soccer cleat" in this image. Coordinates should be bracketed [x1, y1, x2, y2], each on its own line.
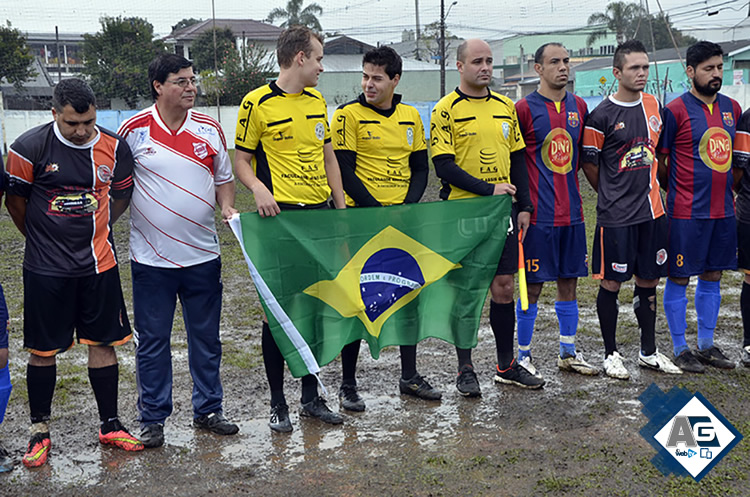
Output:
[603, 351, 630, 380]
[557, 352, 600, 375]
[638, 350, 683, 375]
[518, 355, 544, 380]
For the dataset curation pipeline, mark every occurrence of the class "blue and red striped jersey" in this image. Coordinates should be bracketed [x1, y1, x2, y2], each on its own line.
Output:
[659, 91, 741, 219]
[516, 91, 587, 226]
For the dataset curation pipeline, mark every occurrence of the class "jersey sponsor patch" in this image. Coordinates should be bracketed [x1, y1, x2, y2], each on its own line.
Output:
[45, 163, 59, 173]
[656, 248, 667, 266]
[612, 262, 628, 273]
[50, 192, 99, 215]
[502, 121, 510, 140]
[406, 127, 414, 146]
[699, 127, 732, 173]
[620, 142, 655, 172]
[541, 128, 574, 174]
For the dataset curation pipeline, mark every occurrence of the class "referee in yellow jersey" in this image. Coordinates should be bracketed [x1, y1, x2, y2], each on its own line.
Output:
[234, 26, 346, 433]
[332, 46, 441, 412]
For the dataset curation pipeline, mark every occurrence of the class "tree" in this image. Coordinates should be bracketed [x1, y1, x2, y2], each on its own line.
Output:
[267, 0, 323, 32]
[632, 13, 699, 50]
[201, 42, 275, 106]
[81, 16, 166, 109]
[0, 22, 36, 91]
[171, 18, 202, 33]
[420, 21, 459, 64]
[587, 1, 644, 46]
[190, 27, 235, 73]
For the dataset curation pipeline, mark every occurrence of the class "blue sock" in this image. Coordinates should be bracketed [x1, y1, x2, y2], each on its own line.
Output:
[695, 279, 721, 350]
[663, 279, 689, 356]
[555, 300, 578, 358]
[516, 300, 537, 360]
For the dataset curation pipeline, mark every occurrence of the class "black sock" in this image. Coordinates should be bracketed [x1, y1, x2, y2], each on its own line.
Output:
[597, 286, 619, 357]
[301, 375, 318, 404]
[27, 364, 56, 425]
[340, 341, 359, 386]
[490, 300, 515, 369]
[262, 321, 286, 407]
[89, 363, 119, 425]
[400, 345, 417, 380]
[634, 285, 657, 356]
[742, 282, 750, 347]
[455, 347, 473, 369]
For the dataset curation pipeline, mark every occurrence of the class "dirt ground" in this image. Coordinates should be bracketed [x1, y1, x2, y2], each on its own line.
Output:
[1, 177, 749, 497]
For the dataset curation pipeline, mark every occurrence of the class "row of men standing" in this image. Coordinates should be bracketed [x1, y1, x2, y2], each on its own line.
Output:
[1, 26, 749, 471]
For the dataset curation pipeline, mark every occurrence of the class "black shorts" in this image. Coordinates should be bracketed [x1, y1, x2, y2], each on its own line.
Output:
[738, 220, 750, 273]
[591, 216, 668, 282]
[496, 204, 519, 275]
[23, 266, 132, 356]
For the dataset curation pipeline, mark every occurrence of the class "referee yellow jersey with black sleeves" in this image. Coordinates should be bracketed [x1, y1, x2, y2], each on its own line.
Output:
[332, 94, 427, 206]
[430, 88, 525, 200]
[235, 81, 332, 205]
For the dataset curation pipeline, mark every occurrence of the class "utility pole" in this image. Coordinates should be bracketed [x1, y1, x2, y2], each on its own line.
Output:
[440, 0, 446, 97]
[55, 26, 62, 83]
[212, 0, 221, 122]
[415, 0, 421, 60]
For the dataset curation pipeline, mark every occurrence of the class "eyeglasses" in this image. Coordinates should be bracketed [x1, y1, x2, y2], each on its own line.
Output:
[166, 77, 197, 88]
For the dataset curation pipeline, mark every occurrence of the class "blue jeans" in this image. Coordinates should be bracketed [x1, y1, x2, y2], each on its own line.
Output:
[132, 258, 224, 425]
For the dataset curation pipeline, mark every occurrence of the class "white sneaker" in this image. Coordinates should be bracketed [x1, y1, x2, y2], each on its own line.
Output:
[518, 355, 544, 380]
[603, 351, 630, 380]
[557, 352, 600, 375]
[638, 350, 683, 375]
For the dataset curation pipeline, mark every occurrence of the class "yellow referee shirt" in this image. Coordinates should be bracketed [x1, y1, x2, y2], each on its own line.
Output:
[235, 81, 332, 205]
[332, 94, 427, 206]
[430, 88, 525, 200]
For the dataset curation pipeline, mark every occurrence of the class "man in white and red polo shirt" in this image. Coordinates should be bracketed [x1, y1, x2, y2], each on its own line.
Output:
[118, 53, 239, 448]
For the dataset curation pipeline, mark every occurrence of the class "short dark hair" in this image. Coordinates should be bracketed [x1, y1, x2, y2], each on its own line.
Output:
[276, 26, 324, 69]
[148, 54, 193, 100]
[613, 39, 648, 69]
[362, 46, 402, 79]
[686, 41, 724, 69]
[534, 42, 565, 64]
[52, 78, 96, 113]
[457, 40, 468, 63]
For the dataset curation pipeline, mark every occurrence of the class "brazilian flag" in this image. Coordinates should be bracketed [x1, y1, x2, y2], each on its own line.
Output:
[229, 196, 511, 378]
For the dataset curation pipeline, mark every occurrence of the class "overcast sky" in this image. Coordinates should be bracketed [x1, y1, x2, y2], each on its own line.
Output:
[1, 0, 749, 44]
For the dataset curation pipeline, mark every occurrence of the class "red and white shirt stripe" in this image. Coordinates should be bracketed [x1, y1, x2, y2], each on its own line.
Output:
[118, 105, 234, 268]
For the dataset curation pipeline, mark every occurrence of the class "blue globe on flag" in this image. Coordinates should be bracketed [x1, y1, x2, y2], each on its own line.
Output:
[360, 248, 425, 322]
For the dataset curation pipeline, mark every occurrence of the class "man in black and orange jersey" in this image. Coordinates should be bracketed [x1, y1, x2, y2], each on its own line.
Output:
[581, 40, 681, 380]
[234, 26, 346, 432]
[431, 39, 542, 397]
[331, 46, 440, 411]
[4, 78, 143, 467]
